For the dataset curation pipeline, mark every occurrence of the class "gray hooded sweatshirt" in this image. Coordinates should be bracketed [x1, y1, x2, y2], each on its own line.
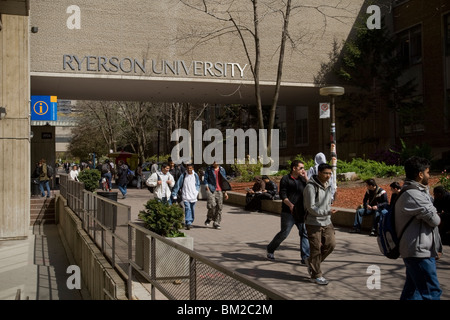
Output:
[395, 179, 442, 258]
[303, 175, 333, 226]
[307, 153, 336, 199]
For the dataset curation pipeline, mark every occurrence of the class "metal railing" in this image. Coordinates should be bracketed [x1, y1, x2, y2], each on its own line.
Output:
[60, 174, 131, 279]
[128, 222, 288, 300]
[59, 173, 289, 300]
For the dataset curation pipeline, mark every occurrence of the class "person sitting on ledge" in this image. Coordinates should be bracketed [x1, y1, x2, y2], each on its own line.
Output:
[350, 178, 389, 236]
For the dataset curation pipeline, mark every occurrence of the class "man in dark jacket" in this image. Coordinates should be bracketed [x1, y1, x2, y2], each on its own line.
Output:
[350, 178, 389, 236]
[266, 160, 310, 265]
[117, 160, 129, 199]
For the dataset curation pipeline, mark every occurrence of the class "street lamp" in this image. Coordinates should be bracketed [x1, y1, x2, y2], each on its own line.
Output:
[320, 86, 345, 192]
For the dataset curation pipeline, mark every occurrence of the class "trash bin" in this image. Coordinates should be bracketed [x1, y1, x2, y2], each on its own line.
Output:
[97, 191, 118, 201]
[31, 178, 40, 196]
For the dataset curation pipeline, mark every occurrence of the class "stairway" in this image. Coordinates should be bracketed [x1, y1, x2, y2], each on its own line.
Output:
[30, 196, 56, 225]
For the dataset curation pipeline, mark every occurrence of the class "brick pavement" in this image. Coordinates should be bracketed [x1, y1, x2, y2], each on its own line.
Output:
[121, 188, 450, 300]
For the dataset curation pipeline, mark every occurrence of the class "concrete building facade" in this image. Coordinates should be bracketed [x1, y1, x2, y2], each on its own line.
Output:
[1, 0, 449, 239]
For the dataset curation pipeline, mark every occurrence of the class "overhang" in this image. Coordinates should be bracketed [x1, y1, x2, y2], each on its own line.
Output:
[0, 0, 30, 16]
[31, 72, 320, 105]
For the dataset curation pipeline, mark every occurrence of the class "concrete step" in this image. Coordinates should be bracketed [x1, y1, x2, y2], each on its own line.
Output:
[30, 197, 56, 226]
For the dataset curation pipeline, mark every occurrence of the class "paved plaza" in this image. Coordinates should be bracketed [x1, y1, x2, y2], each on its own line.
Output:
[0, 187, 449, 300]
[123, 188, 450, 300]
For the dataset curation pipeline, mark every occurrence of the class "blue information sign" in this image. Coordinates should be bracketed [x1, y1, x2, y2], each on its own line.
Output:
[31, 96, 57, 121]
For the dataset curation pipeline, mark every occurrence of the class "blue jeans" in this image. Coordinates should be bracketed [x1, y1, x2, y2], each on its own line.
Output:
[267, 211, 310, 261]
[353, 208, 385, 231]
[39, 180, 51, 197]
[183, 201, 196, 226]
[401, 257, 442, 300]
[103, 172, 112, 190]
[118, 184, 127, 196]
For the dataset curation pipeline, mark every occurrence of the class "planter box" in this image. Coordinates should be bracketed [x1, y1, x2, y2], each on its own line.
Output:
[135, 228, 194, 279]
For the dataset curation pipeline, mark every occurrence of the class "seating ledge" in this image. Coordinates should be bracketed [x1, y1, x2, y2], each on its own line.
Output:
[224, 191, 373, 230]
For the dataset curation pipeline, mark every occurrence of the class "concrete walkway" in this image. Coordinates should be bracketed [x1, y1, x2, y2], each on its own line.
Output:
[1, 187, 448, 300]
[0, 222, 84, 300]
[122, 188, 450, 300]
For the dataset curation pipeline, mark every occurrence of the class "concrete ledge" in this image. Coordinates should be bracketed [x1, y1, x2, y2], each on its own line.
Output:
[55, 195, 128, 300]
[225, 192, 282, 214]
[225, 192, 373, 230]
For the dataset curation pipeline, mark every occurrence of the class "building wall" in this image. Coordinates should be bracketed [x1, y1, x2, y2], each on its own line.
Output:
[29, 0, 364, 85]
[0, 14, 30, 239]
[393, 0, 450, 158]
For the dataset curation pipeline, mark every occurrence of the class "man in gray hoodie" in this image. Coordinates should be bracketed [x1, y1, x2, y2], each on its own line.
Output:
[395, 156, 442, 300]
[303, 163, 337, 285]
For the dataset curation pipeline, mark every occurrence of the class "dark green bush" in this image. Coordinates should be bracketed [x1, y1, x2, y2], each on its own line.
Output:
[138, 199, 185, 237]
[77, 169, 101, 192]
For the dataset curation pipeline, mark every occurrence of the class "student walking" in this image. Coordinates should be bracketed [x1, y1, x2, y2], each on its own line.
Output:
[146, 162, 175, 204]
[172, 163, 201, 230]
[303, 163, 337, 285]
[38, 158, 51, 198]
[395, 156, 442, 300]
[266, 160, 310, 265]
[203, 161, 230, 230]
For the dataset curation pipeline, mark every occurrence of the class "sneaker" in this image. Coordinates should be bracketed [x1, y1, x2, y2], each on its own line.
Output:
[185, 225, 191, 230]
[314, 277, 329, 285]
[369, 230, 377, 236]
[350, 228, 361, 234]
[122, 195, 127, 199]
[204, 219, 211, 227]
[267, 252, 275, 260]
[213, 223, 221, 230]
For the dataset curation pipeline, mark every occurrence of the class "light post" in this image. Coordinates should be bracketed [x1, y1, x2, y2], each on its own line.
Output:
[320, 86, 345, 192]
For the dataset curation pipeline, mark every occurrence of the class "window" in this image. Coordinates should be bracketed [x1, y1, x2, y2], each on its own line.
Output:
[397, 25, 422, 66]
[295, 106, 308, 146]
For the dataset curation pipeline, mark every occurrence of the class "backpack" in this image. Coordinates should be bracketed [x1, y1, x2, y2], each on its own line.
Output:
[127, 168, 134, 182]
[46, 165, 54, 178]
[377, 185, 417, 259]
[101, 163, 110, 174]
[147, 173, 161, 193]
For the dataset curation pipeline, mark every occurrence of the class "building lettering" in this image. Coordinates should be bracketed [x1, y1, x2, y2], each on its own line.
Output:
[63, 54, 247, 78]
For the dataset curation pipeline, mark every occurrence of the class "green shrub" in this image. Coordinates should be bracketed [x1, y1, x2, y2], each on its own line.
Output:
[138, 199, 185, 237]
[439, 170, 450, 191]
[231, 160, 264, 182]
[77, 169, 101, 192]
[336, 158, 404, 180]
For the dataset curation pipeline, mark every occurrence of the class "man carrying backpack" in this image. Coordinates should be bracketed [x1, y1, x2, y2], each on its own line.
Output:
[396, 156, 442, 300]
[38, 158, 51, 198]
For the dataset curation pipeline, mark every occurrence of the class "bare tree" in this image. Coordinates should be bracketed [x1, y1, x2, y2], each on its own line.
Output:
[178, 0, 355, 155]
[76, 100, 122, 152]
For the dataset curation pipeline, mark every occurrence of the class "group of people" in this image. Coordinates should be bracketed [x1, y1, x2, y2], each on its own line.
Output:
[146, 160, 229, 230]
[264, 153, 447, 299]
[266, 154, 337, 286]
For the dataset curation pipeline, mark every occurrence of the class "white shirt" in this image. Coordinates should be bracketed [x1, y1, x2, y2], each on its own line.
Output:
[181, 173, 199, 203]
[69, 169, 79, 181]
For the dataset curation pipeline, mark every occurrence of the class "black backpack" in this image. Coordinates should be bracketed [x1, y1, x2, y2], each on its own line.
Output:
[46, 165, 54, 178]
[377, 185, 417, 259]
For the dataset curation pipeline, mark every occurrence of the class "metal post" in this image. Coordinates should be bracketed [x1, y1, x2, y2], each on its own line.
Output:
[319, 86, 344, 193]
[330, 95, 337, 192]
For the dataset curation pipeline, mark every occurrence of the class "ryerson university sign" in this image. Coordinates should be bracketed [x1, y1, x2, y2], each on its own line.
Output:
[63, 54, 248, 78]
